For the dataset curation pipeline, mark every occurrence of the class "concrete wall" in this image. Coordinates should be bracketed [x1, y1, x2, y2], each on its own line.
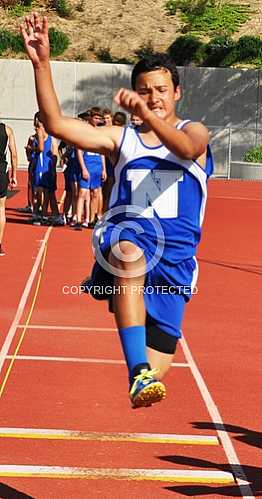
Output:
[230, 161, 262, 180]
[0, 59, 261, 173]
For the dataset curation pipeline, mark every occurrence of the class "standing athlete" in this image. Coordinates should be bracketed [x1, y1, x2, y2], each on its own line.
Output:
[0, 122, 18, 256]
[21, 13, 213, 408]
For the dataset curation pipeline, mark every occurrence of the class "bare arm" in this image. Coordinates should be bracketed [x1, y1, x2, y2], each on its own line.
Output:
[6, 126, 18, 188]
[114, 88, 209, 161]
[101, 155, 107, 182]
[51, 136, 58, 168]
[20, 13, 120, 157]
[76, 149, 89, 180]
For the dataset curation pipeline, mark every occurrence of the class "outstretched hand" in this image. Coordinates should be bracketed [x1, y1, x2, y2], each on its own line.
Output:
[20, 12, 50, 66]
[114, 88, 150, 123]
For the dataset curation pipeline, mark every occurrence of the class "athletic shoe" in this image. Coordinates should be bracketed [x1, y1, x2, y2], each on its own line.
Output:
[129, 366, 166, 409]
[81, 221, 89, 228]
[0, 246, 5, 256]
[32, 215, 41, 226]
[74, 223, 82, 231]
[69, 219, 77, 227]
[18, 205, 33, 213]
[41, 216, 51, 226]
[52, 216, 65, 226]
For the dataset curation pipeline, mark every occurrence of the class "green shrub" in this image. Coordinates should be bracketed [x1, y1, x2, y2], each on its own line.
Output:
[0, 30, 24, 54]
[166, 0, 250, 36]
[244, 145, 262, 163]
[48, 28, 70, 56]
[168, 35, 204, 65]
[52, 0, 72, 17]
[0, 31, 12, 54]
[236, 36, 262, 60]
[7, 0, 32, 17]
[10, 33, 24, 52]
[204, 35, 236, 66]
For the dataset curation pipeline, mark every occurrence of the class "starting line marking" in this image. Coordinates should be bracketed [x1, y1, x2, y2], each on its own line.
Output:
[17, 325, 117, 332]
[5, 355, 189, 368]
[0, 465, 235, 483]
[0, 428, 219, 445]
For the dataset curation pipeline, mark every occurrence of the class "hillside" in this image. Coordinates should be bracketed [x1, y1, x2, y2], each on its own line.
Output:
[0, 0, 262, 62]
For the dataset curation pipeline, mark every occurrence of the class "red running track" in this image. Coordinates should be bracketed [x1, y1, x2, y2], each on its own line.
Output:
[0, 172, 261, 498]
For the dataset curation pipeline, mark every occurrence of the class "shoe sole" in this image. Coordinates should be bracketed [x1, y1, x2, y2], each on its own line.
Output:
[131, 381, 166, 409]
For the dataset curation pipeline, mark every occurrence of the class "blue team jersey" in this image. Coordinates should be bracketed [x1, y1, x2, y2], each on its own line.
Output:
[107, 121, 213, 266]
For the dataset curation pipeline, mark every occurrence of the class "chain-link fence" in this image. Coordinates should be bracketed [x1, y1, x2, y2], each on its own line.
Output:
[208, 126, 262, 180]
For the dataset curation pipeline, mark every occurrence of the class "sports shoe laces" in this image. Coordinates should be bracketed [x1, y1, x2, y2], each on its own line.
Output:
[130, 368, 159, 394]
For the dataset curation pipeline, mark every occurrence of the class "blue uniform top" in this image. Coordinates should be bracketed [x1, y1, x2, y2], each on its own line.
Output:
[107, 120, 213, 266]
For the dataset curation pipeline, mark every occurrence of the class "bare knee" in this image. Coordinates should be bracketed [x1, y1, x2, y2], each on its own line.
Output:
[109, 240, 145, 273]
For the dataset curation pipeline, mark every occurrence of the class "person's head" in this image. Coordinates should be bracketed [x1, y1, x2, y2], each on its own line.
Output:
[102, 108, 113, 126]
[130, 113, 143, 128]
[89, 106, 104, 127]
[78, 110, 90, 122]
[34, 111, 45, 131]
[131, 54, 181, 121]
[113, 111, 127, 127]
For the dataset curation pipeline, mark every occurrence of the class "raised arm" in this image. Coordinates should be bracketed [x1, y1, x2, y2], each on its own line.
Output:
[20, 13, 120, 156]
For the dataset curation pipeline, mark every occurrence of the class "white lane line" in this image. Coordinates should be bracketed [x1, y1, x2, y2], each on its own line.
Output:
[0, 428, 219, 445]
[17, 325, 117, 331]
[0, 465, 234, 483]
[180, 336, 254, 498]
[5, 355, 189, 368]
[0, 228, 52, 375]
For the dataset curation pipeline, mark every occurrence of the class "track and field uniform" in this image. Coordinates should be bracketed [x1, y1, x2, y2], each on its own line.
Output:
[79, 151, 103, 190]
[0, 123, 9, 198]
[40, 135, 57, 192]
[89, 120, 214, 347]
[67, 147, 80, 185]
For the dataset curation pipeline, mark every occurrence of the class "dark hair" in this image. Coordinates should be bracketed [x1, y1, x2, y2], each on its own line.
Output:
[90, 106, 103, 118]
[131, 54, 180, 90]
[34, 111, 42, 125]
[78, 109, 90, 121]
[113, 111, 127, 126]
[102, 108, 112, 116]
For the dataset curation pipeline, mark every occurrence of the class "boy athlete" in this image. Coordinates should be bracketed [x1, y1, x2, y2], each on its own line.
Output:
[21, 13, 213, 408]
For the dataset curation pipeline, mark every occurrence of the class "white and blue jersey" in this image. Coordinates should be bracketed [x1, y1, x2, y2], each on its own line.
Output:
[91, 120, 214, 338]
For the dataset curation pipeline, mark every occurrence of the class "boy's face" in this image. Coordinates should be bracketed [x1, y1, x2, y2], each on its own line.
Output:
[135, 68, 180, 123]
[90, 114, 103, 127]
[103, 114, 112, 126]
[34, 118, 45, 132]
[131, 115, 143, 126]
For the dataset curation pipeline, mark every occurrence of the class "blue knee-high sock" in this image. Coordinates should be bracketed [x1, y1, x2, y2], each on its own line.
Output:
[118, 325, 149, 381]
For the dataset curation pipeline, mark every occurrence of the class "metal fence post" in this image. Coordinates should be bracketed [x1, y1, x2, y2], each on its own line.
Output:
[227, 127, 232, 179]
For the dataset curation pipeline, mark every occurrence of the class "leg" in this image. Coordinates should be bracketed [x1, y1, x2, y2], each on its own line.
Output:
[109, 240, 166, 408]
[89, 188, 99, 224]
[97, 187, 103, 219]
[0, 196, 6, 253]
[76, 187, 87, 224]
[83, 188, 90, 225]
[147, 348, 174, 380]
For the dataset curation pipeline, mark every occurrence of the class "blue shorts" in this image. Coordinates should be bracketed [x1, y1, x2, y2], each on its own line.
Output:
[89, 226, 197, 338]
[78, 175, 90, 190]
[89, 170, 102, 189]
